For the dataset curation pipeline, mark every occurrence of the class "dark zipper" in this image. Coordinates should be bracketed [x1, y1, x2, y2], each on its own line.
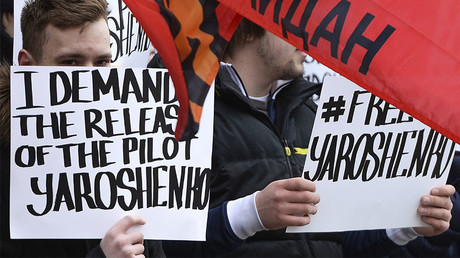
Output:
[243, 99, 295, 179]
[217, 74, 295, 178]
[253, 113, 294, 178]
[282, 139, 294, 178]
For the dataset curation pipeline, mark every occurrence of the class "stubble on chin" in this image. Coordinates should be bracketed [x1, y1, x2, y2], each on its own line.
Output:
[279, 59, 305, 80]
[256, 38, 305, 81]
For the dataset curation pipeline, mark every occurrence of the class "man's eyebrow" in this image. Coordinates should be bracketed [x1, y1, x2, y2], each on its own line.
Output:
[97, 53, 112, 59]
[55, 53, 112, 60]
[55, 53, 84, 60]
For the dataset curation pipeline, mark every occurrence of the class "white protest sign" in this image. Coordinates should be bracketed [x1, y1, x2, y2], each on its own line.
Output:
[13, 0, 151, 67]
[10, 66, 213, 240]
[287, 76, 455, 233]
[107, 0, 151, 67]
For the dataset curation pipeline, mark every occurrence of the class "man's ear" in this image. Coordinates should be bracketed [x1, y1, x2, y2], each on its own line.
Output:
[18, 49, 35, 65]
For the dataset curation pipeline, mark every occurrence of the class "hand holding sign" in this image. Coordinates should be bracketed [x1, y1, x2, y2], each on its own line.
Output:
[100, 215, 146, 257]
[255, 178, 319, 230]
[415, 185, 455, 237]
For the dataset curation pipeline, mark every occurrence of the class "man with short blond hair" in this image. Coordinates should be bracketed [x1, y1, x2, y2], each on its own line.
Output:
[1, 0, 165, 257]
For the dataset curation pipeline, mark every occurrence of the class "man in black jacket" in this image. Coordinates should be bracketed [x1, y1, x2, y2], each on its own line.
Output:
[163, 18, 455, 257]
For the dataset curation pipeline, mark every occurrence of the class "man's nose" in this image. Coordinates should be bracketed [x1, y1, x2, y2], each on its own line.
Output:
[81, 61, 94, 67]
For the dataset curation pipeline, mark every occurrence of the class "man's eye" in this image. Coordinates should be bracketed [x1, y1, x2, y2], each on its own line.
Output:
[62, 60, 77, 65]
[95, 59, 110, 66]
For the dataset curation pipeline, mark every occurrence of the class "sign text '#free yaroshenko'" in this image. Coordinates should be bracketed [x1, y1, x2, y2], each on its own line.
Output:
[288, 76, 455, 233]
[304, 90, 453, 183]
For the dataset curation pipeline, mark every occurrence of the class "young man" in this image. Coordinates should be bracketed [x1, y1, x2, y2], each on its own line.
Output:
[163, 18, 455, 257]
[0, 0, 164, 257]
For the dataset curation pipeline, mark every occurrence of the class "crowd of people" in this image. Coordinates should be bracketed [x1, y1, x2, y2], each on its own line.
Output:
[0, 0, 458, 257]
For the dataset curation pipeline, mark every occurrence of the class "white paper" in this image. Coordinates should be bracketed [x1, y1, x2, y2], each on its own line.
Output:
[287, 76, 455, 233]
[10, 66, 213, 240]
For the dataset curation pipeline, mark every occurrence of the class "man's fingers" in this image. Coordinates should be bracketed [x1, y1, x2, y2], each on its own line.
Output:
[100, 216, 147, 258]
[279, 177, 316, 192]
[280, 214, 312, 227]
[131, 242, 145, 256]
[257, 178, 320, 229]
[114, 215, 147, 234]
[267, 186, 319, 206]
[285, 189, 320, 204]
[284, 202, 318, 216]
[420, 216, 450, 233]
[421, 195, 454, 210]
[272, 178, 319, 204]
[127, 230, 145, 244]
[418, 205, 452, 221]
[431, 184, 455, 197]
[414, 185, 454, 237]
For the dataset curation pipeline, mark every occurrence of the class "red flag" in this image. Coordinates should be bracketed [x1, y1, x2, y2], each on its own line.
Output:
[123, 0, 241, 141]
[217, 0, 460, 144]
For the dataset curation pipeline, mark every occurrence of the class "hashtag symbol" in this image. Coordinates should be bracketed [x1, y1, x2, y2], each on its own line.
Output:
[321, 96, 346, 122]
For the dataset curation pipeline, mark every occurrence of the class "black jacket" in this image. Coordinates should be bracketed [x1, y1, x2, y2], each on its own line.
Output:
[0, 26, 13, 65]
[209, 67, 342, 257]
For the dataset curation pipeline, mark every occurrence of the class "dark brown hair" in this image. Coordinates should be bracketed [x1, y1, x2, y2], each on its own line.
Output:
[224, 18, 265, 59]
[21, 0, 109, 61]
